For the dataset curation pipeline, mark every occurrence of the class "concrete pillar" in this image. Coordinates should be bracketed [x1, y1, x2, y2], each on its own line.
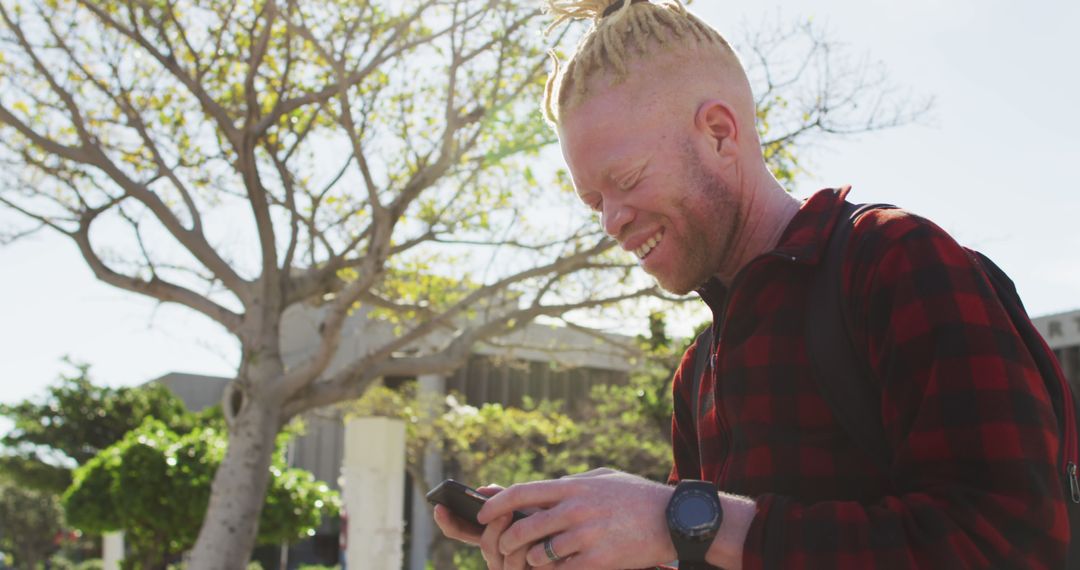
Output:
[342, 416, 406, 570]
[102, 531, 124, 570]
[409, 374, 446, 570]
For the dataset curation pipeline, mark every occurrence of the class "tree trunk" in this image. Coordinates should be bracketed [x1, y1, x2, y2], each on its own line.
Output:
[187, 392, 283, 569]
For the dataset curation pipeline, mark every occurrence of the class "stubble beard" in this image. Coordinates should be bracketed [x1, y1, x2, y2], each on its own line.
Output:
[654, 153, 737, 296]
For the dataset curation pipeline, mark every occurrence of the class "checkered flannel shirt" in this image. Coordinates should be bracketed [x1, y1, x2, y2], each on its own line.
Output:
[668, 187, 1068, 569]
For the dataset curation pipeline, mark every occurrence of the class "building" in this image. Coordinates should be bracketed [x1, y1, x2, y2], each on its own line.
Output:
[1033, 308, 1080, 390]
[152, 303, 637, 569]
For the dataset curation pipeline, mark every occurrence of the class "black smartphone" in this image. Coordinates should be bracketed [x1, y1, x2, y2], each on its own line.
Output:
[426, 479, 528, 527]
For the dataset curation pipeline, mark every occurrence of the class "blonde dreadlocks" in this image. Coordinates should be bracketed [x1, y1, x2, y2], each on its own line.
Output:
[542, 0, 741, 126]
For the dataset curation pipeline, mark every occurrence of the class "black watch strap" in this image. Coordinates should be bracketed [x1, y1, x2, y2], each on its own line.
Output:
[673, 541, 712, 565]
[666, 479, 722, 564]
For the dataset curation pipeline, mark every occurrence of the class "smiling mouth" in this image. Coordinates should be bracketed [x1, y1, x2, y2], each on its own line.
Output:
[633, 229, 665, 260]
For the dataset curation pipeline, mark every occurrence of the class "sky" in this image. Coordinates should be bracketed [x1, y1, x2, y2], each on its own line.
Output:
[2, 0, 1078, 408]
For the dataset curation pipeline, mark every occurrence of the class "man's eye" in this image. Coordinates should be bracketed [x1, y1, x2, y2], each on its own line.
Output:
[589, 200, 603, 212]
[617, 169, 643, 191]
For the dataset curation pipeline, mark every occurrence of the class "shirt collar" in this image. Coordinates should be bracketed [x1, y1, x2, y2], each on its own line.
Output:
[772, 186, 851, 264]
[695, 186, 851, 308]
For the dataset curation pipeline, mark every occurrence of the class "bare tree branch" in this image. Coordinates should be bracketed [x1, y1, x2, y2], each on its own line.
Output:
[237, 0, 282, 299]
[74, 0, 242, 148]
[283, 283, 656, 417]
[0, 4, 931, 563]
[0, 8, 250, 300]
[258, 0, 446, 135]
[69, 205, 243, 331]
[280, 235, 615, 398]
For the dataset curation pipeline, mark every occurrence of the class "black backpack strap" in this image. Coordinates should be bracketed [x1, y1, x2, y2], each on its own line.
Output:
[962, 251, 1080, 566]
[968, 250, 1078, 462]
[805, 202, 895, 476]
[968, 250, 1080, 513]
[690, 326, 715, 432]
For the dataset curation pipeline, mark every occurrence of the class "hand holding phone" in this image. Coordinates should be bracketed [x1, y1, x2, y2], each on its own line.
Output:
[426, 479, 528, 528]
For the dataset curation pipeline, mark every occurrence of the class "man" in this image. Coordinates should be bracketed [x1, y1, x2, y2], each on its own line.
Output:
[434, 1, 1069, 568]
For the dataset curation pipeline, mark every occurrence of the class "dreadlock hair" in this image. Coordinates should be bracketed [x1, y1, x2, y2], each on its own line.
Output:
[542, 0, 742, 126]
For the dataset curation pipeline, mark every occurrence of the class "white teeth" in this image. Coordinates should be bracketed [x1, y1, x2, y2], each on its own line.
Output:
[633, 230, 664, 259]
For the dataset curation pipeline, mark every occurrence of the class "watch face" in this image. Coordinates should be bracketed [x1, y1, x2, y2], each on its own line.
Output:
[676, 495, 715, 529]
[673, 490, 720, 538]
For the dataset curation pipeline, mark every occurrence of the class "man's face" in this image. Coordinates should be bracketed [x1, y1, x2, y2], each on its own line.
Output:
[558, 85, 742, 295]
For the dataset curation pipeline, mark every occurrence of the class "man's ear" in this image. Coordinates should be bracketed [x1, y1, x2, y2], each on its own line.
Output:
[694, 99, 739, 157]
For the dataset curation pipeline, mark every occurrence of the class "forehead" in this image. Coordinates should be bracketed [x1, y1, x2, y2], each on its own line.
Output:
[557, 81, 679, 188]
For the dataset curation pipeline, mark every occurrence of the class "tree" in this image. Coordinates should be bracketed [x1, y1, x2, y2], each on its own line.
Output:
[0, 480, 65, 569]
[352, 377, 677, 569]
[350, 316, 694, 569]
[62, 418, 338, 570]
[0, 361, 195, 495]
[351, 382, 580, 570]
[0, 0, 927, 565]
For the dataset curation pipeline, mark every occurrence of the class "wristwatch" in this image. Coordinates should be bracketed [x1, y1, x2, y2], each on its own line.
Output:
[666, 479, 723, 565]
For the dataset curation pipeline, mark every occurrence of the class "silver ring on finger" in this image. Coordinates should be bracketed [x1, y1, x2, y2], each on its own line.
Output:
[543, 536, 563, 563]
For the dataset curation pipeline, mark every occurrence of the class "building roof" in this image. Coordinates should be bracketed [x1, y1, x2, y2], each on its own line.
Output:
[1032, 308, 1080, 350]
[150, 372, 229, 413]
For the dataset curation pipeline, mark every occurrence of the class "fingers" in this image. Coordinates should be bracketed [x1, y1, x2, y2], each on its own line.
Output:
[525, 525, 600, 568]
[433, 482, 507, 546]
[435, 481, 556, 569]
[476, 483, 505, 496]
[502, 544, 531, 570]
[479, 479, 570, 525]
[532, 535, 567, 568]
[561, 467, 617, 479]
[433, 504, 484, 545]
[481, 513, 537, 570]
[497, 501, 573, 555]
[480, 513, 513, 570]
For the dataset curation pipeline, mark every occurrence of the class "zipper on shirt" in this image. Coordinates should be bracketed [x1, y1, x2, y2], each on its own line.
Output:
[1065, 375, 1080, 504]
[1068, 462, 1080, 504]
[1040, 335, 1080, 504]
[1066, 415, 1080, 504]
[707, 340, 735, 484]
[709, 254, 794, 481]
[1060, 384, 1079, 504]
[708, 276, 741, 483]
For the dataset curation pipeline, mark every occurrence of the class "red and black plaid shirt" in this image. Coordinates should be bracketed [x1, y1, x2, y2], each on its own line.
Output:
[668, 188, 1068, 569]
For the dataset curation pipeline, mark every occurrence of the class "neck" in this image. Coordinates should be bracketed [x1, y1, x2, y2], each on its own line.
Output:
[712, 176, 801, 285]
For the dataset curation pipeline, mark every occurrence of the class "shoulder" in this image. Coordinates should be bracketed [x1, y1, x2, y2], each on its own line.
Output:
[845, 206, 975, 284]
[838, 205, 1005, 344]
[850, 206, 956, 253]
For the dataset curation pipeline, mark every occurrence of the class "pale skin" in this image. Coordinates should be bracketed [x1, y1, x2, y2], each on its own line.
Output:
[435, 47, 801, 569]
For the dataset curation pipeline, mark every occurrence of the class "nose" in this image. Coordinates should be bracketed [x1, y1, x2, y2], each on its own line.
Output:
[601, 200, 635, 238]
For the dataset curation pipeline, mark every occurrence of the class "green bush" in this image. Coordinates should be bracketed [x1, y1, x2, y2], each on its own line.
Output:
[64, 419, 338, 569]
[166, 561, 263, 570]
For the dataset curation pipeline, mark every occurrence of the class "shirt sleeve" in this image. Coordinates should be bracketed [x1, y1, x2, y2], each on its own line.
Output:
[740, 209, 1069, 570]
